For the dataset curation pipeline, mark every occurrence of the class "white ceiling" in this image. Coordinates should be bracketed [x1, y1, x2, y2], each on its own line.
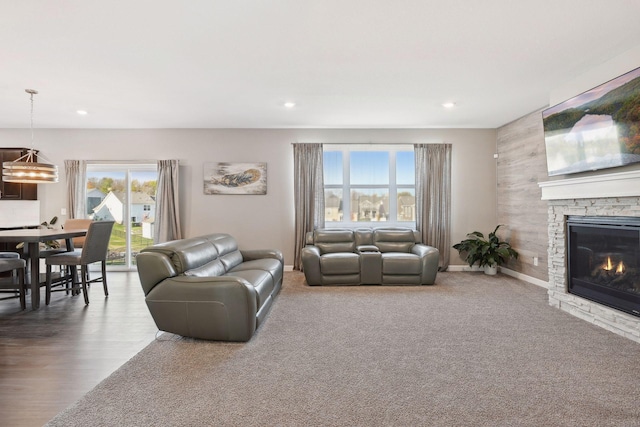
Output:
[1, 0, 640, 129]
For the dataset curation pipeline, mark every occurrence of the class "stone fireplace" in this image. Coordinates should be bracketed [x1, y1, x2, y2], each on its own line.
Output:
[540, 170, 640, 343]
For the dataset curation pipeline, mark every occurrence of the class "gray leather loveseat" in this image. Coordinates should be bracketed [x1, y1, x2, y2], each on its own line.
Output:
[136, 233, 283, 341]
[301, 227, 439, 286]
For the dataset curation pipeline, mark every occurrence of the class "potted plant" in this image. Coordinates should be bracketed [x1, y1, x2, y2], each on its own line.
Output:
[453, 225, 518, 275]
[16, 216, 61, 250]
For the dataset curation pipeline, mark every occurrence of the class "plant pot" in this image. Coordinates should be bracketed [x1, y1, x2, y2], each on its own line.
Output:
[484, 264, 498, 275]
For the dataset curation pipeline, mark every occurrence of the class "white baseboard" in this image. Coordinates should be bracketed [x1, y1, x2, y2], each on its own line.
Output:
[446, 264, 484, 272]
[446, 264, 549, 289]
[497, 267, 549, 289]
[284, 265, 294, 271]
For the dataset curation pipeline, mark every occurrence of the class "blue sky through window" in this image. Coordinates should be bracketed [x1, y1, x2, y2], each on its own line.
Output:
[324, 150, 414, 185]
[323, 151, 342, 185]
[87, 171, 124, 180]
[397, 151, 414, 185]
[350, 151, 389, 185]
[87, 171, 157, 182]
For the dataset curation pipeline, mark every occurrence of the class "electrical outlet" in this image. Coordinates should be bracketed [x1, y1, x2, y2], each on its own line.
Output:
[61, 208, 67, 216]
[533, 256, 539, 266]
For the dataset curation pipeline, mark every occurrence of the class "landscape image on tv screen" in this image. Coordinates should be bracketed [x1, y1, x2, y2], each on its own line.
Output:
[542, 66, 640, 176]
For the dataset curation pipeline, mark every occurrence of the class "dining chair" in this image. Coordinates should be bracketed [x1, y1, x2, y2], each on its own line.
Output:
[62, 218, 93, 249]
[0, 252, 27, 310]
[39, 218, 93, 256]
[44, 221, 115, 305]
[41, 218, 95, 292]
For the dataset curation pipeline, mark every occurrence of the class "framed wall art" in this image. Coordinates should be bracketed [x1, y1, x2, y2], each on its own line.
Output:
[203, 162, 267, 195]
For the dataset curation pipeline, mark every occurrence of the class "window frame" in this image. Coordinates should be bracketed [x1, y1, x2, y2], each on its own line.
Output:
[323, 144, 415, 229]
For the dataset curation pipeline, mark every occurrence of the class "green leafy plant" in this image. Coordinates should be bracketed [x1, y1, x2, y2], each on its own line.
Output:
[41, 216, 58, 228]
[41, 216, 61, 248]
[16, 216, 62, 250]
[17, 216, 61, 249]
[453, 225, 518, 268]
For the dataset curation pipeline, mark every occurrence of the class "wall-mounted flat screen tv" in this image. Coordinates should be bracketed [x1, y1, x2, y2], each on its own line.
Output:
[542, 66, 640, 176]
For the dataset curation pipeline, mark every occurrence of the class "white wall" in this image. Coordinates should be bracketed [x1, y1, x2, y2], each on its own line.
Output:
[0, 128, 497, 266]
[550, 44, 640, 106]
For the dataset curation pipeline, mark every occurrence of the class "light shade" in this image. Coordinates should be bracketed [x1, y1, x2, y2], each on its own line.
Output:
[1, 89, 59, 185]
[2, 150, 59, 184]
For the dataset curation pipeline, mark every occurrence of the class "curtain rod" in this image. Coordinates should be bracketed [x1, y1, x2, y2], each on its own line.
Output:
[291, 142, 414, 145]
[82, 160, 168, 164]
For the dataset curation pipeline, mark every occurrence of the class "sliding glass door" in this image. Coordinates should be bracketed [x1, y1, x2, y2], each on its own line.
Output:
[85, 163, 157, 270]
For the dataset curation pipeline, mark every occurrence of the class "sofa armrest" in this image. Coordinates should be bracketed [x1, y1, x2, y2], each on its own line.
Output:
[136, 252, 178, 295]
[240, 249, 284, 266]
[412, 244, 440, 285]
[301, 245, 322, 285]
[145, 275, 258, 341]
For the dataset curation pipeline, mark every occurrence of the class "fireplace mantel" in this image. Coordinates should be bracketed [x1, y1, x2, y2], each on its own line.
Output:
[538, 170, 640, 200]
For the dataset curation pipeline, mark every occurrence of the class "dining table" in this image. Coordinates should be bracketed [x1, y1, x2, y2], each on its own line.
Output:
[0, 228, 87, 309]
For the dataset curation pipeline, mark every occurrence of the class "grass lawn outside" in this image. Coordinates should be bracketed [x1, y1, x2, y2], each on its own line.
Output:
[107, 223, 154, 265]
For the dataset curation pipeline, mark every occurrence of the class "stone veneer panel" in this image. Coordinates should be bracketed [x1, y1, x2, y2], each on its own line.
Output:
[548, 196, 640, 343]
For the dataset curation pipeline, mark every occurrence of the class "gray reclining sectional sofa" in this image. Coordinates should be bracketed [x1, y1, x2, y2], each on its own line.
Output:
[136, 233, 283, 342]
[301, 227, 439, 285]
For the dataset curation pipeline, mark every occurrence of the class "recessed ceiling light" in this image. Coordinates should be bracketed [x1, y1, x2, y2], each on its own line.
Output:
[284, 102, 296, 109]
[442, 102, 456, 109]
[76, 110, 88, 115]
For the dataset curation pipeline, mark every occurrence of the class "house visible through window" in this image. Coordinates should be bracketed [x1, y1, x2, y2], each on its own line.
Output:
[323, 145, 415, 227]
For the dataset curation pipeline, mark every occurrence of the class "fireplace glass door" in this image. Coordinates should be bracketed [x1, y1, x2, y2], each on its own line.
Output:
[567, 216, 640, 317]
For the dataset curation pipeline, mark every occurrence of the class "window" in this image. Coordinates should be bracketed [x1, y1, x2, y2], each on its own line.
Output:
[323, 145, 415, 227]
[85, 162, 157, 270]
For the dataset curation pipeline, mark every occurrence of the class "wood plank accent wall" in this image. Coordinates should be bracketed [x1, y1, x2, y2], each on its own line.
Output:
[496, 108, 549, 282]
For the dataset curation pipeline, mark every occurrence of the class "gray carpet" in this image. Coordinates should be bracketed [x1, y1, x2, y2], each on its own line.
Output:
[47, 271, 640, 426]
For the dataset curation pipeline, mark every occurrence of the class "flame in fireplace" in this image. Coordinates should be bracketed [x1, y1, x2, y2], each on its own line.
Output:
[602, 257, 626, 274]
[604, 257, 613, 271]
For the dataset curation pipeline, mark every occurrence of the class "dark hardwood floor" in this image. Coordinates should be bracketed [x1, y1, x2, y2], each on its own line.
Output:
[0, 271, 157, 427]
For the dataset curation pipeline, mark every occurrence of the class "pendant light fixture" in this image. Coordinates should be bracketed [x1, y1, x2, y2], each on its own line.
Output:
[2, 89, 59, 184]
